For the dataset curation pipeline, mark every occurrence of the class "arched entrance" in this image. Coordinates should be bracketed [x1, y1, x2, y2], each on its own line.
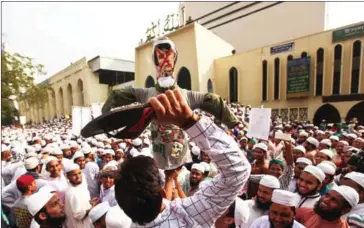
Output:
[177, 67, 191, 90]
[145, 76, 155, 88]
[77, 79, 84, 106]
[67, 83, 73, 114]
[58, 87, 64, 116]
[229, 67, 238, 102]
[50, 89, 56, 119]
[346, 101, 364, 125]
[207, 79, 213, 93]
[313, 104, 341, 126]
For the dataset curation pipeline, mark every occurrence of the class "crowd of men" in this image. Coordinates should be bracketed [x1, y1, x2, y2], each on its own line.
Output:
[2, 94, 364, 228]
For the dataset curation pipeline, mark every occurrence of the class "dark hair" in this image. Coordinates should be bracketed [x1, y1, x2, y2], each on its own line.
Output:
[115, 155, 163, 225]
[26, 166, 38, 173]
[226, 201, 236, 218]
[34, 206, 47, 225]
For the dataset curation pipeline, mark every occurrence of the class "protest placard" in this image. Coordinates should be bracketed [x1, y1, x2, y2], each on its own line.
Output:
[247, 108, 271, 140]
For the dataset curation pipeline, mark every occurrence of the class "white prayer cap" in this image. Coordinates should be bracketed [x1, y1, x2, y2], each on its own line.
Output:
[306, 137, 319, 147]
[105, 144, 112, 149]
[81, 142, 90, 148]
[1, 145, 10, 152]
[34, 144, 42, 152]
[25, 152, 38, 159]
[317, 162, 336, 175]
[70, 141, 78, 148]
[64, 163, 80, 173]
[293, 145, 306, 154]
[91, 139, 98, 146]
[77, 139, 82, 144]
[41, 146, 53, 154]
[320, 139, 332, 147]
[97, 142, 105, 148]
[103, 160, 119, 171]
[103, 149, 115, 156]
[316, 130, 325, 135]
[95, 135, 103, 141]
[332, 186, 359, 208]
[339, 140, 349, 146]
[89, 201, 110, 223]
[299, 131, 309, 137]
[189, 141, 196, 147]
[51, 148, 63, 155]
[347, 133, 358, 139]
[132, 138, 142, 147]
[25, 157, 39, 170]
[81, 147, 91, 155]
[318, 149, 333, 159]
[44, 156, 58, 168]
[200, 162, 210, 172]
[40, 140, 46, 147]
[345, 172, 364, 188]
[105, 205, 132, 228]
[27, 191, 55, 216]
[86, 138, 92, 143]
[143, 138, 151, 146]
[60, 144, 70, 150]
[72, 151, 84, 161]
[118, 143, 127, 150]
[355, 137, 364, 143]
[303, 165, 325, 183]
[253, 143, 268, 152]
[191, 163, 205, 174]
[329, 136, 339, 141]
[272, 189, 298, 207]
[259, 175, 280, 189]
[191, 146, 201, 156]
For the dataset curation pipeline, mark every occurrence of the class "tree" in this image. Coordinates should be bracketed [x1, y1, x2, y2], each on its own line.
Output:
[1, 45, 48, 125]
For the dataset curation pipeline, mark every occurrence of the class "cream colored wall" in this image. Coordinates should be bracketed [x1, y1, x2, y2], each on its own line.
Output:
[180, 2, 326, 53]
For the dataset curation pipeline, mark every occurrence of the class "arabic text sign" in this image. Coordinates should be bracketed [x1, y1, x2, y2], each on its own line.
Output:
[287, 57, 311, 98]
[144, 13, 180, 43]
[247, 108, 271, 140]
[333, 23, 364, 42]
[271, 42, 295, 55]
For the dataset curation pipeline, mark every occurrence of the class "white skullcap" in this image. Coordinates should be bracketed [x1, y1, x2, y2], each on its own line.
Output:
[355, 137, 364, 143]
[272, 189, 298, 207]
[347, 134, 358, 139]
[320, 139, 332, 147]
[26, 146, 36, 154]
[332, 186, 359, 208]
[95, 135, 103, 141]
[143, 138, 151, 146]
[80, 147, 91, 155]
[25, 157, 39, 170]
[318, 149, 333, 159]
[51, 148, 63, 155]
[303, 165, 325, 183]
[89, 201, 110, 223]
[132, 138, 142, 147]
[40, 140, 46, 147]
[1, 145, 10, 152]
[317, 162, 336, 175]
[259, 175, 280, 189]
[345, 172, 364, 188]
[27, 191, 55, 216]
[306, 137, 319, 147]
[77, 139, 82, 144]
[70, 141, 78, 148]
[41, 146, 53, 154]
[105, 205, 132, 228]
[72, 151, 84, 161]
[60, 144, 70, 150]
[191, 163, 205, 174]
[253, 143, 268, 152]
[25, 152, 38, 159]
[105, 144, 112, 149]
[293, 145, 306, 154]
[191, 146, 201, 156]
[34, 144, 41, 152]
[339, 140, 349, 146]
[118, 143, 127, 150]
[103, 160, 119, 171]
[329, 136, 339, 141]
[45, 156, 58, 167]
[316, 130, 325, 135]
[64, 163, 80, 173]
[200, 162, 210, 172]
[103, 149, 115, 156]
[97, 142, 105, 149]
[299, 131, 309, 137]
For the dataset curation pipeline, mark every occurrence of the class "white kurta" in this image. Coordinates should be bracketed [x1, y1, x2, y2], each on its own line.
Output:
[249, 215, 305, 228]
[238, 199, 269, 228]
[83, 161, 100, 198]
[64, 183, 93, 228]
[343, 203, 364, 218]
[295, 193, 321, 208]
[100, 185, 117, 207]
[47, 174, 69, 203]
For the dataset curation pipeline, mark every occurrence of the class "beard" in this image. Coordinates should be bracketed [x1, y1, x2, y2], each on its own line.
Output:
[297, 185, 319, 197]
[157, 76, 175, 88]
[255, 197, 272, 210]
[190, 178, 201, 187]
[314, 201, 343, 221]
[269, 217, 294, 228]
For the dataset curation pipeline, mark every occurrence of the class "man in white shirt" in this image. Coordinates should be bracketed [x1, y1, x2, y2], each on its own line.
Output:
[289, 157, 312, 193]
[113, 89, 251, 227]
[340, 171, 364, 218]
[64, 163, 99, 228]
[99, 163, 118, 207]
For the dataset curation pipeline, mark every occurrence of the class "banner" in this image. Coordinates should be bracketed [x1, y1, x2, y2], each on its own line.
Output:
[91, 103, 103, 119]
[287, 57, 311, 98]
[270, 42, 295, 55]
[332, 23, 364, 42]
[72, 106, 92, 135]
[19, 116, 26, 125]
[247, 108, 271, 140]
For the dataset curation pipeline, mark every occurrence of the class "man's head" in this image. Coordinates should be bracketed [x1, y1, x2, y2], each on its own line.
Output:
[268, 159, 284, 178]
[256, 175, 280, 210]
[316, 162, 336, 187]
[253, 143, 268, 161]
[318, 139, 331, 150]
[152, 37, 178, 88]
[297, 165, 324, 196]
[352, 138, 364, 149]
[294, 158, 312, 178]
[61, 145, 72, 159]
[1, 147, 11, 161]
[340, 172, 364, 203]
[46, 158, 62, 178]
[115, 149, 125, 161]
[303, 137, 319, 151]
[297, 131, 308, 144]
[65, 164, 82, 186]
[103, 150, 115, 165]
[73, 152, 86, 169]
[269, 190, 297, 228]
[315, 186, 359, 221]
[89, 202, 110, 228]
[29, 192, 66, 227]
[292, 146, 306, 162]
[24, 157, 41, 173]
[190, 163, 205, 187]
[335, 141, 346, 154]
[100, 168, 117, 190]
[115, 155, 163, 225]
[314, 149, 333, 165]
[16, 175, 37, 195]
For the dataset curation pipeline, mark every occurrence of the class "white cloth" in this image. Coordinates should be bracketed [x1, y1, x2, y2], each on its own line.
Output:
[272, 189, 298, 207]
[343, 203, 364, 218]
[238, 199, 269, 228]
[46, 174, 69, 203]
[106, 205, 132, 228]
[295, 193, 321, 208]
[289, 178, 297, 193]
[249, 215, 305, 228]
[64, 183, 93, 228]
[100, 185, 118, 207]
[11, 166, 27, 182]
[29, 218, 40, 228]
[83, 161, 100, 198]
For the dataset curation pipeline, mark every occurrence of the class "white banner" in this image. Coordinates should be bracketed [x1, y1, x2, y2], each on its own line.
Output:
[72, 106, 92, 136]
[91, 103, 103, 119]
[247, 108, 272, 140]
[19, 116, 26, 125]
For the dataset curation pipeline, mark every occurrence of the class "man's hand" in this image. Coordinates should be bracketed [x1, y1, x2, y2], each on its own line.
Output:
[148, 89, 197, 129]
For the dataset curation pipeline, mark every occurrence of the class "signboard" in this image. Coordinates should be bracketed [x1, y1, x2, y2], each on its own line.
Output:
[247, 108, 271, 140]
[19, 116, 26, 125]
[332, 23, 364, 42]
[271, 42, 295, 55]
[287, 57, 311, 98]
[142, 13, 180, 43]
[72, 106, 92, 136]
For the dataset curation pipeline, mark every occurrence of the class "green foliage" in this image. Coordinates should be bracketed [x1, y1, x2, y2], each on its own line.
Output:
[1, 47, 48, 125]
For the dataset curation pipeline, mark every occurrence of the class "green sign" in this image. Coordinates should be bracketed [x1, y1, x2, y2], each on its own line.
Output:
[287, 57, 310, 98]
[332, 23, 364, 42]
